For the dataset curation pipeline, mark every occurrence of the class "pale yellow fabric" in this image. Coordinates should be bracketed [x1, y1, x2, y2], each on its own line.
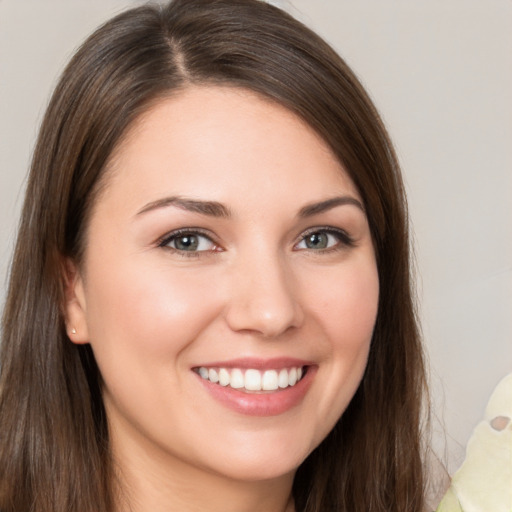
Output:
[437, 373, 512, 512]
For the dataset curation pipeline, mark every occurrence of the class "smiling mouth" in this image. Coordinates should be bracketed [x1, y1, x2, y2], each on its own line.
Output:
[194, 366, 306, 393]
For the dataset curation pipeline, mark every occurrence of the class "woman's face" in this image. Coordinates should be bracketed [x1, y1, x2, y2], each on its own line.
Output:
[67, 86, 379, 484]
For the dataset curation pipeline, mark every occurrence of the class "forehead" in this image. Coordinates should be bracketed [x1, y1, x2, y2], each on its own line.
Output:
[98, 85, 360, 216]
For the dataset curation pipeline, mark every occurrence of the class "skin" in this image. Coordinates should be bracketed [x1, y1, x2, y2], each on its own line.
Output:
[65, 86, 380, 512]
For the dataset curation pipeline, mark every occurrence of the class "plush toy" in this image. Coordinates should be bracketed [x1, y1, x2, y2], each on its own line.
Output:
[436, 373, 512, 512]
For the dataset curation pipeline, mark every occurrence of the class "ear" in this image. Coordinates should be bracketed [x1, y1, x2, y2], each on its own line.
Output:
[63, 258, 90, 344]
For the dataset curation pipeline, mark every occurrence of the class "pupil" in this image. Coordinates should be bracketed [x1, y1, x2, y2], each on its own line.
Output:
[306, 232, 328, 249]
[176, 235, 198, 251]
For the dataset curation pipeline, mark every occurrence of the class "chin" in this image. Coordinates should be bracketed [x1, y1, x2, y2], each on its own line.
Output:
[212, 455, 303, 483]
[197, 430, 316, 483]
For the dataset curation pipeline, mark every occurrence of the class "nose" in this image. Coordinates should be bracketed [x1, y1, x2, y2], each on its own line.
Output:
[224, 252, 304, 338]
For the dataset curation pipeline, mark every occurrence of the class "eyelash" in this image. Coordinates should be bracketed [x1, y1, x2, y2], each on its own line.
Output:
[157, 228, 219, 258]
[157, 226, 355, 258]
[294, 226, 355, 253]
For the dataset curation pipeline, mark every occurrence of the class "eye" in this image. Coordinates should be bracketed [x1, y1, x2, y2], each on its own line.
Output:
[295, 228, 353, 251]
[159, 230, 218, 253]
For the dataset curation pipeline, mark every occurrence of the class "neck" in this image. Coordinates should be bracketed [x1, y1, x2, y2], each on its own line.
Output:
[110, 424, 295, 512]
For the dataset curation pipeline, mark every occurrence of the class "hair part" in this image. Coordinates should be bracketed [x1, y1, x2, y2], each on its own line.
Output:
[0, 1, 428, 510]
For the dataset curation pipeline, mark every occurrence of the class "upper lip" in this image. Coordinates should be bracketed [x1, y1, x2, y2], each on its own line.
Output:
[192, 357, 313, 370]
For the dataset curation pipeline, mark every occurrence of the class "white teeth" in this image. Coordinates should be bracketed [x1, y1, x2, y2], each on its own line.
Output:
[230, 368, 244, 389]
[197, 366, 305, 392]
[262, 370, 278, 391]
[288, 367, 297, 386]
[245, 369, 261, 391]
[219, 368, 230, 386]
[278, 368, 289, 389]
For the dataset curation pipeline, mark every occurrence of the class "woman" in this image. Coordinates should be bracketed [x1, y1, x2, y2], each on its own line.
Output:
[0, 0, 428, 510]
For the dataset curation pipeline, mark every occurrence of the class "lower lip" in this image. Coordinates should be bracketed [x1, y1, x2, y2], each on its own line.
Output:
[195, 367, 316, 417]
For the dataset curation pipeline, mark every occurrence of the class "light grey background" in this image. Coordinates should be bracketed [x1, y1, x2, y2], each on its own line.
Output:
[1, 0, 511, 474]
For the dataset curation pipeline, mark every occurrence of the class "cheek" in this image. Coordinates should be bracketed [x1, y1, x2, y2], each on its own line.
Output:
[83, 255, 223, 360]
[308, 259, 379, 347]
[303, 257, 379, 428]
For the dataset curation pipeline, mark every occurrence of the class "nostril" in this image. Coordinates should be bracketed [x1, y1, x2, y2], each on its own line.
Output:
[490, 416, 510, 431]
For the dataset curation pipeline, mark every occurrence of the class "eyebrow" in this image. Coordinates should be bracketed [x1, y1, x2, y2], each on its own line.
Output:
[136, 194, 364, 219]
[298, 196, 365, 217]
[136, 196, 231, 218]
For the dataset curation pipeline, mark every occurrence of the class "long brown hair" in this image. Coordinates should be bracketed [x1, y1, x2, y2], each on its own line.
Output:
[0, 1, 428, 510]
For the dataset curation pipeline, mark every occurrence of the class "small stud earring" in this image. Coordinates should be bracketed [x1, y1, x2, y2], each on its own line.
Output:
[71, 328, 77, 334]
